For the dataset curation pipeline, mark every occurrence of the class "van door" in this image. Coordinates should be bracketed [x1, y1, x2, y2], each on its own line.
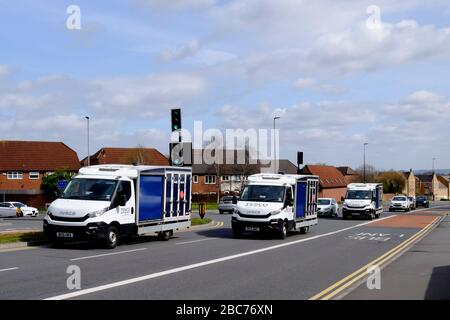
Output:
[138, 175, 164, 222]
[295, 181, 307, 219]
[115, 180, 135, 224]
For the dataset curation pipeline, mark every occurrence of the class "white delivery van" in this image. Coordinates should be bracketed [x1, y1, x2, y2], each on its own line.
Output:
[342, 183, 383, 220]
[231, 173, 319, 239]
[44, 165, 192, 248]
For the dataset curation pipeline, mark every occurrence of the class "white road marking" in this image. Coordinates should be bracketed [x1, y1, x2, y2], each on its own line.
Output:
[175, 238, 215, 245]
[0, 223, 12, 227]
[0, 267, 19, 273]
[70, 248, 147, 261]
[46, 215, 395, 300]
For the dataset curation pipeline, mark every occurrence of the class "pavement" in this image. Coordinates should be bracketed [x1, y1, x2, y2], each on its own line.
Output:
[345, 213, 450, 300]
[0, 203, 448, 300]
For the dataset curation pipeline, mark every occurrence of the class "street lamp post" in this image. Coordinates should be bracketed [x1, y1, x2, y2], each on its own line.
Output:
[363, 143, 368, 183]
[273, 116, 280, 174]
[85, 116, 90, 167]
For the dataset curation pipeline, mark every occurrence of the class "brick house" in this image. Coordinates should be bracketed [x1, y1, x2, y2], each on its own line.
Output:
[191, 149, 261, 201]
[301, 165, 348, 199]
[0, 141, 80, 208]
[402, 169, 417, 196]
[416, 173, 449, 200]
[436, 176, 450, 200]
[81, 147, 169, 166]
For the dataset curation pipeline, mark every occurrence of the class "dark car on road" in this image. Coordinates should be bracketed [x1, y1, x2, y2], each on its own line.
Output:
[416, 196, 430, 208]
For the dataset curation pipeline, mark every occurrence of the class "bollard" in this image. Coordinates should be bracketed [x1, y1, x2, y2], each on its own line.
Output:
[199, 202, 206, 219]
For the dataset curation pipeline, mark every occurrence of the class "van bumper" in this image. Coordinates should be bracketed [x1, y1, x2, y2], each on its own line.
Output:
[231, 217, 284, 233]
[43, 220, 109, 241]
[342, 208, 372, 218]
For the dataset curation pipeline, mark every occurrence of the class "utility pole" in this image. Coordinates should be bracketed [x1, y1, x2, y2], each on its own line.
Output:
[273, 116, 280, 173]
[85, 116, 90, 166]
[363, 143, 368, 183]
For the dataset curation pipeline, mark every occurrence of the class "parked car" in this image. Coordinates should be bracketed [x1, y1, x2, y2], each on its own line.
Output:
[0, 202, 38, 217]
[219, 196, 238, 214]
[317, 198, 339, 217]
[408, 196, 416, 210]
[416, 196, 430, 208]
[389, 196, 410, 212]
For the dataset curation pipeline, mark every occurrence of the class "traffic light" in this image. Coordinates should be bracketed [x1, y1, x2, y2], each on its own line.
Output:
[170, 142, 192, 167]
[171, 108, 181, 132]
[297, 152, 303, 166]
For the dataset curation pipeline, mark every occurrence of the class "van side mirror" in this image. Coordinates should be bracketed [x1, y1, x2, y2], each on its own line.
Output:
[232, 196, 238, 205]
[116, 194, 127, 207]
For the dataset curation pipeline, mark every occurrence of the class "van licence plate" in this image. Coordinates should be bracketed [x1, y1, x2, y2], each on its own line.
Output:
[56, 232, 73, 238]
[245, 227, 260, 232]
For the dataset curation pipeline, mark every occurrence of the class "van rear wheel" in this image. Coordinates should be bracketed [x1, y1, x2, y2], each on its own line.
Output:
[158, 230, 172, 241]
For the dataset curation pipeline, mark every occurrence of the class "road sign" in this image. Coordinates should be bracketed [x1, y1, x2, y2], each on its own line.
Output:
[57, 180, 69, 191]
[170, 142, 192, 167]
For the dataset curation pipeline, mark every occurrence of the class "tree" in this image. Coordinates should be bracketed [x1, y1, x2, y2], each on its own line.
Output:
[376, 171, 406, 194]
[355, 164, 378, 183]
[41, 168, 73, 197]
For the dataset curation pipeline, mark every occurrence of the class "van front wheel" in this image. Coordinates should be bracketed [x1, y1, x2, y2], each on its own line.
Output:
[104, 226, 119, 249]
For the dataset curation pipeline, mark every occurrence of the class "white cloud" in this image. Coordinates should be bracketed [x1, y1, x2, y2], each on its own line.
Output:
[133, 0, 215, 10]
[159, 39, 202, 62]
[213, 90, 450, 168]
[293, 78, 346, 95]
[0, 65, 12, 77]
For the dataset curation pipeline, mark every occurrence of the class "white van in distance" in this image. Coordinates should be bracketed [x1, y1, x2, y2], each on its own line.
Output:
[342, 183, 383, 220]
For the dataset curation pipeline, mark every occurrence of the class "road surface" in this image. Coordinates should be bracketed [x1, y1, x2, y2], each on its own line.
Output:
[0, 203, 448, 300]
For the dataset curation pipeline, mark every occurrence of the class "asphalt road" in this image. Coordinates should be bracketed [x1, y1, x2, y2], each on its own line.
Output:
[0, 203, 448, 300]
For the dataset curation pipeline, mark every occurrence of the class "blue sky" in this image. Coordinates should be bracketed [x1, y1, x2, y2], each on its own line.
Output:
[1, 0, 450, 170]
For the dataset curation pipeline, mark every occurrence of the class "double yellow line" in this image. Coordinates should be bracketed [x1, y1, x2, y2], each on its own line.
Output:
[309, 216, 442, 300]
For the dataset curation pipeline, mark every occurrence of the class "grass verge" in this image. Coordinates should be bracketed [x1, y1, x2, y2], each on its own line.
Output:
[192, 202, 219, 211]
[0, 232, 46, 244]
[191, 218, 212, 226]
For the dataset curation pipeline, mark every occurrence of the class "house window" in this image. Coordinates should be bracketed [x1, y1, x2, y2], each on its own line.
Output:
[222, 175, 230, 182]
[205, 175, 216, 184]
[193, 175, 199, 184]
[7, 171, 23, 180]
[29, 172, 40, 180]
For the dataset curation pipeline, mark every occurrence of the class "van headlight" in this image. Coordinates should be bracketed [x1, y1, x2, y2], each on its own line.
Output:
[88, 207, 109, 218]
[270, 209, 282, 216]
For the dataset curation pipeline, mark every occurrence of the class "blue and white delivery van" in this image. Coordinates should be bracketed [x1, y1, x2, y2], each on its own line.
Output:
[231, 173, 319, 239]
[44, 165, 192, 248]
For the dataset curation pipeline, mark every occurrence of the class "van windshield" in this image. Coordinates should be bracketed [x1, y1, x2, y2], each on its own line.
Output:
[346, 190, 372, 200]
[240, 185, 285, 202]
[60, 179, 118, 201]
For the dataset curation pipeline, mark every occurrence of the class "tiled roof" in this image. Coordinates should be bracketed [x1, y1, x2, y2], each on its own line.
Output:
[278, 160, 298, 174]
[337, 166, 358, 176]
[0, 140, 80, 171]
[416, 174, 434, 183]
[192, 149, 260, 175]
[302, 165, 347, 188]
[82, 147, 169, 166]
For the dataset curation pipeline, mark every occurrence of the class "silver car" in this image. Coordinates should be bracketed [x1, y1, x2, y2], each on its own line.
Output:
[317, 198, 339, 217]
[0, 202, 39, 217]
[219, 196, 238, 214]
